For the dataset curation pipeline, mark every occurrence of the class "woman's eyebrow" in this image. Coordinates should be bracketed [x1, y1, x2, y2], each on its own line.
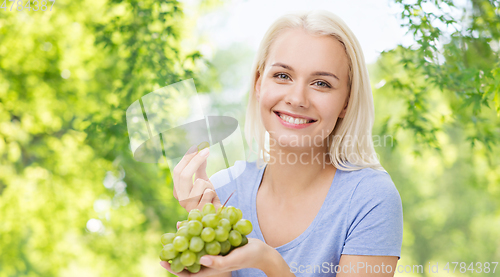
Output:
[271, 62, 340, 81]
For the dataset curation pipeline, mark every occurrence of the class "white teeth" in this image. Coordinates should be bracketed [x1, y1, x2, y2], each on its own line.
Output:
[278, 113, 311, 125]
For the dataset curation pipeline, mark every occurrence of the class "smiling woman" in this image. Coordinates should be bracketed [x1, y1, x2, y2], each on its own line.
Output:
[162, 9, 403, 277]
[246, 11, 382, 172]
[254, 27, 352, 155]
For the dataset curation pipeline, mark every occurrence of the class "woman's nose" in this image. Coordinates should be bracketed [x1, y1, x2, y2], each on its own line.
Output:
[284, 83, 309, 108]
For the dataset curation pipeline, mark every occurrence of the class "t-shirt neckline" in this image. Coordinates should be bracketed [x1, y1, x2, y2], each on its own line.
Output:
[250, 163, 342, 252]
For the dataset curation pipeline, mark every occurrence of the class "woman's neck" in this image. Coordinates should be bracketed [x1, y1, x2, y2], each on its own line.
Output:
[261, 145, 336, 199]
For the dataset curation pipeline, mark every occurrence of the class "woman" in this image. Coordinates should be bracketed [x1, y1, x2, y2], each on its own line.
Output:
[161, 10, 403, 277]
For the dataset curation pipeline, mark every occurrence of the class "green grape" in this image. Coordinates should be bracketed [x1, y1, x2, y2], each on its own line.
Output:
[218, 218, 231, 231]
[200, 227, 215, 242]
[235, 208, 243, 222]
[188, 220, 203, 236]
[202, 203, 216, 216]
[202, 214, 219, 228]
[220, 240, 231, 255]
[188, 209, 203, 222]
[186, 263, 201, 273]
[197, 141, 209, 152]
[161, 233, 176, 245]
[227, 207, 239, 225]
[228, 230, 242, 247]
[217, 206, 227, 215]
[234, 219, 253, 236]
[159, 202, 254, 265]
[196, 249, 207, 264]
[189, 236, 205, 252]
[173, 236, 189, 252]
[219, 207, 230, 220]
[176, 226, 192, 239]
[239, 235, 248, 246]
[180, 250, 196, 266]
[215, 226, 229, 242]
[170, 255, 185, 273]
[160, 244, 178, 261]
[205, 240, 221, 255]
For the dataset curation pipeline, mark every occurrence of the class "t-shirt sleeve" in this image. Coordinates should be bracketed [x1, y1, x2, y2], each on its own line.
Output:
[341, 170, 403, 259]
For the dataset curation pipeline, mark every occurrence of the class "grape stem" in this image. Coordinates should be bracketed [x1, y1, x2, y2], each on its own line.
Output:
[216, 189, 236, 216]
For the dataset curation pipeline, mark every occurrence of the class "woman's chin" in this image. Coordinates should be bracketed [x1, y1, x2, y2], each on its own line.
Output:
[269, 131, 323, 147]
[269, 143, 314, 150]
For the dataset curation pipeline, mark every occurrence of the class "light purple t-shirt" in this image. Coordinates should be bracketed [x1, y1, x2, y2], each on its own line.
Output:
[210, 160, 403, 277]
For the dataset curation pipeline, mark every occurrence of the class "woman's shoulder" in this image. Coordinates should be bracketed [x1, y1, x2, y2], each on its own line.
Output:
[339, 166, 403, 259]
[340, 165, 400, 203]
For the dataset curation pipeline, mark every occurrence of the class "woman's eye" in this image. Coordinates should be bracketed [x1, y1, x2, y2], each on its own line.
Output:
[274, 73, 290, 80]
[314, 80, 331, 88]
[273, 74, 331, 88]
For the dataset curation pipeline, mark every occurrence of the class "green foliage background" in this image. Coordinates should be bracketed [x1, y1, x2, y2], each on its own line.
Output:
[0, 0, 499, 276]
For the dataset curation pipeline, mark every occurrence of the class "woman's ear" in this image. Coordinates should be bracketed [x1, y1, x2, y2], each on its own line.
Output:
[338, 95, 349, 118]
[255, 72, 261, 102]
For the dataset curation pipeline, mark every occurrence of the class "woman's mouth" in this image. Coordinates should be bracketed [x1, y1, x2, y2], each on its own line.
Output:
[274, 111, 317, 129]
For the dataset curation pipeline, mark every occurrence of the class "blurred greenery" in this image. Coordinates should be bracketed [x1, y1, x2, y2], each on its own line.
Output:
[0, 0, 223, 276]
[0, 0, 499, 276]
[373, 0, 500, 276]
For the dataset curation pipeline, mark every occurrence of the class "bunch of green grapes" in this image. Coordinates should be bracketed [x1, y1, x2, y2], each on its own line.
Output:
[159, 203, 253, 273]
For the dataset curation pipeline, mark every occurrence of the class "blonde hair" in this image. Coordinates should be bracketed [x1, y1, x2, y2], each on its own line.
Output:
[244, 10, 385, 172]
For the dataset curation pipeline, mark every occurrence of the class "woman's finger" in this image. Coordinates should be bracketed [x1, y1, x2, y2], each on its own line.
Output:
[199, 239, 260, 273]
[196, 180, 222, 211]
[194, 155, 209, 181]
[172, 145, 198, 200]
[176, 148, 211, 201]
[173, 186, 178, 201]
[198, 188, 218, 210]
[212, 190, 222, 211]
[180, 179, 221, 212]
[194, 179, 222, 211]
[179, 178, 212, 211]
[188, 179, 213, 201]
[189, 263, 226, 277]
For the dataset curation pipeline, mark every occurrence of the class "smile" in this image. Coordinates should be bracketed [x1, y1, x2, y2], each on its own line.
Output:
[274, 111, 317, 129]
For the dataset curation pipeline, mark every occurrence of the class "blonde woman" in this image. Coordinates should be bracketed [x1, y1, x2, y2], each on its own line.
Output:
[161, 10, 403, 277]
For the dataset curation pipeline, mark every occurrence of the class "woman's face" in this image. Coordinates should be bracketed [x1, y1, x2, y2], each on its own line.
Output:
[255, 28, 350, 149]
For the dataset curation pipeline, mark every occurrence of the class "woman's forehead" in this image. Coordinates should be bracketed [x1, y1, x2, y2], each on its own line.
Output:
[266, 29, 349, 79]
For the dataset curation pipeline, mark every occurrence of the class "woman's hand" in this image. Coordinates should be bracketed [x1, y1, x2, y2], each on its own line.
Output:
[159, 238, 274, 276]
[173, 144, 222, 212]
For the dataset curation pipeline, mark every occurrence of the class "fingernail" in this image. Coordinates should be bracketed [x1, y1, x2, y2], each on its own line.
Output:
[200, 256, 212, 266]
[199, 147, 209, 157]
[187, 145, 197, 154]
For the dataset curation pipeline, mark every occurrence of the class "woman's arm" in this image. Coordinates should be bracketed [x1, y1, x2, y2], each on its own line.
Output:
[207, 273, 231, 277]
[337, 255, 398, 277]
[339, 172, 403, 277]
[199, 239, 295, 277]
[259, 247, 295, 276]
